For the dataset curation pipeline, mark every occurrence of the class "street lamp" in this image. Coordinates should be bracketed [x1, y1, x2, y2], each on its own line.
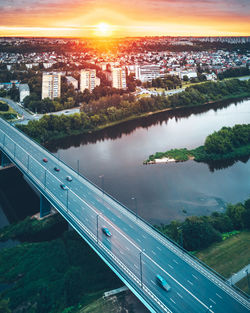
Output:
[66, 189, 69, 212]
[139, 249, 145, 288]
[99, 175, 104, 200]
[245, 268, 250, 289]
[96, 214, 100, 243]
[131, 197, 138, 219]
[77, 159, 80, 176]
[206, 305, 212, 312]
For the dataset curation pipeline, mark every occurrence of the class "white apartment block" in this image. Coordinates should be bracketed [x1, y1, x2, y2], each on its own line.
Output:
[111, 68, 127, 89]
[19, 84, 30, 102]
[42, 72, 61, 100]
[80, 69, 99, 92]
[135, 65, 163, 82]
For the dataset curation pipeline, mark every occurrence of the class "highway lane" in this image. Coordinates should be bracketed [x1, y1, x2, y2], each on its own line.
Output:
[0, 118, 249, 313]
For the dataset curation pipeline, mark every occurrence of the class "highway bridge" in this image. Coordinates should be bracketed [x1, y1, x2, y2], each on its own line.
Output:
[0, 117, 249, 313]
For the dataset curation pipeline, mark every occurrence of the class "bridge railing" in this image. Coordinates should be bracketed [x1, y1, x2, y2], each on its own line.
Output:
[0, 123, 174, 313]
[1, 119, 250, 302]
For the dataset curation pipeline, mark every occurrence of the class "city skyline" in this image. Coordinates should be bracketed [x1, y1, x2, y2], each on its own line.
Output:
[0, 0, 249, 37]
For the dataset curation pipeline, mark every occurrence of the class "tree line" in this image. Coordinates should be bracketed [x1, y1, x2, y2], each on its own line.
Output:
[17, 79, 250, 143]
[157, 197, 250, 251]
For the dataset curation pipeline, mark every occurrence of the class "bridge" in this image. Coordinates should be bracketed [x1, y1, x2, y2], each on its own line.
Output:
[0, 117, 249, 313]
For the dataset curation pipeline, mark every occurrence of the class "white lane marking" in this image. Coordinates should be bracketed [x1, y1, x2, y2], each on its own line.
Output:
[157, 246, 162, 251]
[151, 280, 156, 286]
[168, 264, 174, 269]
[187, 280, 193, 286]
[124, 227, 128, 231]
[126, 246, 130, 251]
[209, 298, 216, 305]
[142, 234, 146, 239]
[170, 298, 176, 304]
[173, 259, 179, 264]
[130, 225, 134, 229]
[192, 274, 198, 280]
[216, 293, 222, 299]
[177, 292, 183, 299]
[134, 264, 139, 269]
[152, 250, 156, 255]
[137, 238, 142, 243]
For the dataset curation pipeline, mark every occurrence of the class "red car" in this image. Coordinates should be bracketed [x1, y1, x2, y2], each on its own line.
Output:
[54, 167, 60, 172]
[43, 158, 48, 163]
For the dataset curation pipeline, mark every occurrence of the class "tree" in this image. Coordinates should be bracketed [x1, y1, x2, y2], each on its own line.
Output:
[182, 217, 221, 251]
[226, 203, 246, 230]
[183, 75, 189, 82]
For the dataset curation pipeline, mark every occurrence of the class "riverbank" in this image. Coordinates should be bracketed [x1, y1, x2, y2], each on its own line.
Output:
[17, 78, 250, 144]
[26, 92, 250, 145]
[145, 124, 250, 164]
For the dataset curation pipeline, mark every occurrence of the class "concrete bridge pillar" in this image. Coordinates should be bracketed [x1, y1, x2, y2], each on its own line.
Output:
[1, 152, 11, 167]
[40, 194, 51, 218]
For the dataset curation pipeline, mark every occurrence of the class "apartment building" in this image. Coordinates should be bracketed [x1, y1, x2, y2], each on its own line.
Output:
[111, 68, 127, 89]
[80, 69, 100, 92]
[42, 72, 61, 99]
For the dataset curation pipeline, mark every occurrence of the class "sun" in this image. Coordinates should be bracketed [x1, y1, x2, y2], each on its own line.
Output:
[95, 22, 112, 37]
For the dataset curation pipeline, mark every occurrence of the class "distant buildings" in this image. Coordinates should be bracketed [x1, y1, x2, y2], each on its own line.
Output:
[80, 69, 100, 92]
[19, 84, 30, 102]
[42, 72, 61, 100]
[135, 65, 164, 82]
[111, 68, 127, 89]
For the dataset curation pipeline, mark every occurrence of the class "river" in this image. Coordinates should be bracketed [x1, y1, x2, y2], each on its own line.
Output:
[43, 98, 250, 225]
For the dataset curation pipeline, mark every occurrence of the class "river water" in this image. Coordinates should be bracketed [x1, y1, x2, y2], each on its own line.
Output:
[43, 98, 250, 225]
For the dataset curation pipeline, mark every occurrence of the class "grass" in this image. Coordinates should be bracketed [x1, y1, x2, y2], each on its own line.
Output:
[235, 276, 250, 296]
[0, 103, 18, 120]
[195, 231, 250, 278]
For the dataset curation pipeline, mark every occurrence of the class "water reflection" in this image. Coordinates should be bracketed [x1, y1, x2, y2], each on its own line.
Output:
[23, 98, 250, 224]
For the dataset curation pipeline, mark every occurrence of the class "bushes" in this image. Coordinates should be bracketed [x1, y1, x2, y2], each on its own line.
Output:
[157, 197, 250, 251]
[0, 101, 9, 112]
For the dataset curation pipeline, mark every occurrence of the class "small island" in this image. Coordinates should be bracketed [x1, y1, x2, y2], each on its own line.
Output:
[145, 124, 250, 164]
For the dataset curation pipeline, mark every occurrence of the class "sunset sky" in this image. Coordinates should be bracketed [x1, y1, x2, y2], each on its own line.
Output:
[0, 0, 249, 37]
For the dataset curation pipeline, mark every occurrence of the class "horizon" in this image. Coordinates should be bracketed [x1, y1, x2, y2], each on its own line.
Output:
[0, 0, 249, 37]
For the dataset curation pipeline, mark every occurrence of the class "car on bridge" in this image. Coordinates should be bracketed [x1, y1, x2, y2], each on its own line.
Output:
[43, 158, 48, 163]
[102, 227, 112, 237]
[54, 166, 60, 172]
[60, 184, 69, 190]
[156, 274, 171, 291]
[66, 176, 72, 182]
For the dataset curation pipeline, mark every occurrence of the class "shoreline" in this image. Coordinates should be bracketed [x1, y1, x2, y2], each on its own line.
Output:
[42, 93, 250, 145]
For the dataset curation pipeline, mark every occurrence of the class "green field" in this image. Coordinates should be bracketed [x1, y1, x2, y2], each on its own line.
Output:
[196, 231, 250, 278]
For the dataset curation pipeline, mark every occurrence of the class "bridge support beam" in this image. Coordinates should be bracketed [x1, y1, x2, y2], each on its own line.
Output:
[1, 152, 11, 167]
[40, 194, 51, 218]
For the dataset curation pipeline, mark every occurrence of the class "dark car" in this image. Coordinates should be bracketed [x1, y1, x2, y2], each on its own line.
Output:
[66, 176, 72, 182]
[156, 274, 171, 291]
[102, 227, 112, 237]
[54, 167, 60, 172]
[60, 184, 69, 190]
[43, 158, 48, 163]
